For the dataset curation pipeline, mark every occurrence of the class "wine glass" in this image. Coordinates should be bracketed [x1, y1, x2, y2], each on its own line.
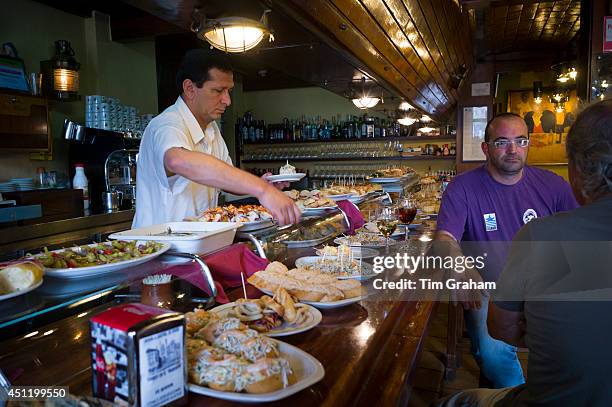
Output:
[398, 196, 417, 240]
[376, 205, 399, 252]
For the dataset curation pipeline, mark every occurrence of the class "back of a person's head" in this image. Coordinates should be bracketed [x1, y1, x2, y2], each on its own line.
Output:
[566, 99, 612, 200]
[175, 49, 233, 95]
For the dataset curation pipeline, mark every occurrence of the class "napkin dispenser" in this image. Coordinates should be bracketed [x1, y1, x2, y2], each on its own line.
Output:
[90, 303, 187, 406]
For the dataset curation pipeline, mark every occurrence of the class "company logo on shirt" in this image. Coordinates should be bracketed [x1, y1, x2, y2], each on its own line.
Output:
[483, 213, 497, 232]
[523, 208, 538, 224]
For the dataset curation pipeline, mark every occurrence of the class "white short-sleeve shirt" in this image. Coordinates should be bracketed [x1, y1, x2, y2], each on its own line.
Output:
[133, 96, 232, 228]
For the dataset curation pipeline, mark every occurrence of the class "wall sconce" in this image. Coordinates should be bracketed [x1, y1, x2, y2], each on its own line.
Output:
[533, 81, 544, 104]
[40, 40, 80, 101]
[191, 8, 274, 53]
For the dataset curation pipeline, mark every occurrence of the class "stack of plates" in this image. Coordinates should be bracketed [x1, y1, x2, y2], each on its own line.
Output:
[11, 178, 35, 191]
[0, 182, 16, 193]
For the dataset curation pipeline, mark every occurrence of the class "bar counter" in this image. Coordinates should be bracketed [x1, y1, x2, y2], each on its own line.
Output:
[0, 197, 438, 406]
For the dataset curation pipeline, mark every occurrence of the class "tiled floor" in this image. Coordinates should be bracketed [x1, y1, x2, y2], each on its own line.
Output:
[407, 303, 528, 407]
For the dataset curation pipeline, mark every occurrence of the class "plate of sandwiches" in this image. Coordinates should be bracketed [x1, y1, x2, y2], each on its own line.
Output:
[248, 262, 366, 309]
[209, 288, 322, 337]
[294, 256, 376, 281]
[185, 309, 324, 402]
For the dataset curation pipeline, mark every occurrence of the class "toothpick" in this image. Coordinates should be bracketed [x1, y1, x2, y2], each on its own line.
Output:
[240, 272, 247, 299]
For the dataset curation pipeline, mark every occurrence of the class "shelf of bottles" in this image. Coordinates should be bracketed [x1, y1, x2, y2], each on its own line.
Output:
[236, 112, 457, 144]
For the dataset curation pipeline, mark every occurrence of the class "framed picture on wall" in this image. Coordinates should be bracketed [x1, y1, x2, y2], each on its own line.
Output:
[461, 106, 487, 162]
[507, 89, 578, 165]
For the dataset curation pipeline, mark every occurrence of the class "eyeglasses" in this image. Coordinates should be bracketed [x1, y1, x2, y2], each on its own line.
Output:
[489, 138, 530, 149]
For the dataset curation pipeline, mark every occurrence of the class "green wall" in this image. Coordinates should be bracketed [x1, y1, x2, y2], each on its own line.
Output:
[0, 0, 157, 181]
[241, 86, 387, 123]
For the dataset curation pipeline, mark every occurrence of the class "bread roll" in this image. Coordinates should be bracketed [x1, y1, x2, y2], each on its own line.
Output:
[243, 358, 295, 394]
[0, 261, 43, 295]
[334, 280, 362, 298]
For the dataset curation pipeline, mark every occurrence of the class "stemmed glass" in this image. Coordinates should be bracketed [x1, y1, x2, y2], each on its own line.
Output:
[376, 205, 399, 252]
[398, 196, 417, 240]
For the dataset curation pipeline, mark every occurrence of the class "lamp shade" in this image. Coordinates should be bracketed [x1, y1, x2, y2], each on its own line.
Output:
[352, 96, 380, 109]
[199, 16, 272, 53]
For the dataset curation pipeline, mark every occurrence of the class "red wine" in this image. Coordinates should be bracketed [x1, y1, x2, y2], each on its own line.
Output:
[398, 207, 417, 224]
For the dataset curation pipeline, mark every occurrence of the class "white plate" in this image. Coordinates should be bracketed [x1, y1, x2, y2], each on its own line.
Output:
[294, 256, 376, 281]
[362, 222, 403, 237]
[333, 236, 400, 248]
[34, 242, 171, 280]
[322, 193, 354, 201]
[188, 339, 325, 403]
[0, 280, 43, 301]
[259, 288, 366, 310]
[209, 302, 322, 337]
[367, 177, 402, 183]
[314, 247, 379, 259]
[264, 173, 306, 183]
[238, 219, 276, 232]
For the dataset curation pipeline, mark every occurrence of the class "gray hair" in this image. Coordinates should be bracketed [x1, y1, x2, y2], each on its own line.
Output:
[566, 99, 612, 200]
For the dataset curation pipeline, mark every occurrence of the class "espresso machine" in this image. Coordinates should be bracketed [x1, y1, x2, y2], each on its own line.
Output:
[103, 149, 138, 212]
[68, 129, 140, 213]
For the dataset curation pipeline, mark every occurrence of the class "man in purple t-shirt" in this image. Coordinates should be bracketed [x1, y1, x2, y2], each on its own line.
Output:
[435, 113, 578, 388]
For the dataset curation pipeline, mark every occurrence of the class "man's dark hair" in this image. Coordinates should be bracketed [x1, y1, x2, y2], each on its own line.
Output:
[484, 112, 526, 142]
[176, 49, 233, 95]
[566, 99, 612, 200]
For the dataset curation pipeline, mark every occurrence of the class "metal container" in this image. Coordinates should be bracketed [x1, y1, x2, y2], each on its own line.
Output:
[102, 191, 123, 212]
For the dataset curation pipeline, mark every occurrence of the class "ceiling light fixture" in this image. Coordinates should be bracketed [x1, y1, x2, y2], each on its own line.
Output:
[420, 115, 432, 123]
[397, 109, 419, 126]
[398, 100, 413, 111]
[533, 81, 544, 104]
[191, 8, 274, 53]
[352, 96, 380, 109]
[351, 77, 380, 109]
[418, 126, 435, 133]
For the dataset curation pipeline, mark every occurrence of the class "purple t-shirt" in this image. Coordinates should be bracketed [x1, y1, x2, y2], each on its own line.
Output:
[436, 165, 578, 280]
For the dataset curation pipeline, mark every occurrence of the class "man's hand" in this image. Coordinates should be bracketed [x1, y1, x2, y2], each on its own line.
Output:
[258, 185, 301, 226]
[451, 267, 484, 310]
[261, 172, 290, 190]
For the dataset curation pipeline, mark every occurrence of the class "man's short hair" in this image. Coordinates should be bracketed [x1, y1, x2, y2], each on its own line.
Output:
[566, 99, 612, 199]
[484, 112, 525, 142]
[176, 49, 233, 95]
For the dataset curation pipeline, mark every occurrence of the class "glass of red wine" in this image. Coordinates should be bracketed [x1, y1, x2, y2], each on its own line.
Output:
[398, 196, 417, 240]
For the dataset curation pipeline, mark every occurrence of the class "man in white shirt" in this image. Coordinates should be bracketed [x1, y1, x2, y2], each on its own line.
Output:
[133, 50, 300, 228]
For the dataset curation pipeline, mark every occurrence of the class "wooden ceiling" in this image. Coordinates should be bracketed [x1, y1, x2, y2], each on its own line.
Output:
[464, 0, 580, 59]
[35, 0, 582, 119]
[275, 0, 474, 119]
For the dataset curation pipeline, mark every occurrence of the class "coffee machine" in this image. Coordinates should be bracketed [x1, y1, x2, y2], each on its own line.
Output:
[103, 149, 138, 212]
[68, 128, 140, 213]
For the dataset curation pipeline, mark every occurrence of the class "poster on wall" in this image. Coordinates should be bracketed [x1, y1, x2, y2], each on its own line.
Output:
[461, 106, 487, 162]
[604, 16, 612, 53]
[507, 89, 578, 165]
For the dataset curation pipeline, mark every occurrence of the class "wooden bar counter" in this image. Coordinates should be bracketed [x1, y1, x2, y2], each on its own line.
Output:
[0, 204, 438, 406]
